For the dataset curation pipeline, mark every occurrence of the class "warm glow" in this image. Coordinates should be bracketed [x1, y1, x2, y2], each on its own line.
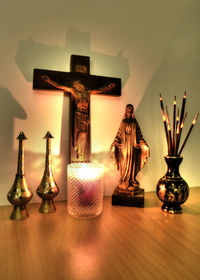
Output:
[67, 162, 104, 218]
[70, 246, 99, 279]
[68, 163, 104, 181]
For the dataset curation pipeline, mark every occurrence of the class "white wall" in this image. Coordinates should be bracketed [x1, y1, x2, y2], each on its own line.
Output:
[0, 0, 200, 205]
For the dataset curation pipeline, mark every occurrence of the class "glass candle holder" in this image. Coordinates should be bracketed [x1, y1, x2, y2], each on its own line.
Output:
[67, 163, 104, 218]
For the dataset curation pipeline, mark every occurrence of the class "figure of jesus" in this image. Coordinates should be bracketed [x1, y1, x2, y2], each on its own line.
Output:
[42, 75, 115, 161]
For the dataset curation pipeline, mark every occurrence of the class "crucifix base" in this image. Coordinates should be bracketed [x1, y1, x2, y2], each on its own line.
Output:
[112, 188, 144, 207]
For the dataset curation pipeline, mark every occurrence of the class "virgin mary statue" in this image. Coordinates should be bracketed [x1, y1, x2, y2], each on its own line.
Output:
[110, 104, 150, 193]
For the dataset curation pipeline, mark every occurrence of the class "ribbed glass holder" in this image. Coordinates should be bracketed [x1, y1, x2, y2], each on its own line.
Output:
[67, 163, 104, 218]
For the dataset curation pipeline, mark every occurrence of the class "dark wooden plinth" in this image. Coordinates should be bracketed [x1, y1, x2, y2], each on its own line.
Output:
[112, 188, 144, 207]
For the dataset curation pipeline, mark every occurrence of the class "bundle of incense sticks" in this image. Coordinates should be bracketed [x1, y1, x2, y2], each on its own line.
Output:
[159, 92, 198, 156]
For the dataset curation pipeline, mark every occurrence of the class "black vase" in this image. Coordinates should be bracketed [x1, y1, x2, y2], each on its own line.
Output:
[156, 156, 189, 213]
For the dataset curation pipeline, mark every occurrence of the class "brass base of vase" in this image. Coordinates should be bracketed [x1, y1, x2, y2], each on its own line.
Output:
[39, 199, 56, 213]
[161, 203, 182, 214]
[10, 205, 29, 220]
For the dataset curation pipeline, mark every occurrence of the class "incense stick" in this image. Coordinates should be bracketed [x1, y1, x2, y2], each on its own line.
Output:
[179, 91, 186, 127]
[159, 93, 198, 157]
[159, 94, 169, 148]
[172, 96, 176, 154]
[178, 113, 199, 156]
[166, 106, 172, 155]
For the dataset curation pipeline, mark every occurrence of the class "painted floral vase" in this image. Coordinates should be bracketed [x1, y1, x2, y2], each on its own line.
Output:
[156, 156, 189, 213]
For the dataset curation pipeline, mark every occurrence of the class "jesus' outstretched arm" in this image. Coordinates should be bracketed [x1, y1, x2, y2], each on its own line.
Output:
[90, 83, 115, 95]
[42, 75, 77, 98]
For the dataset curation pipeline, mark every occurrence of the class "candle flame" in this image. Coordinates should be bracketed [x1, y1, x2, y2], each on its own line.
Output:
[192, 113, 199, 125]
[68, 163, 104, 180]
[174, 96, 176, 105]
[180, 122, 184, 129]
[162, 113, 166, 122]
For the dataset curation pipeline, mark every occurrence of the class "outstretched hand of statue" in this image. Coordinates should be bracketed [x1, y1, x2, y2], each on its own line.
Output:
[140, 143, 150, 153]
[110, 141, 121, 170]
[108, 83, 115, 89]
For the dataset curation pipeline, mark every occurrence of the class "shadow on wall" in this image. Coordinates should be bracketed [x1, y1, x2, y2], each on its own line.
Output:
[135, 0, 200, 189]
[0, 87, 27, 204]
[0, 87, 67, 206]
[15, 26, 130, 86]
[0, 87, 27, 154]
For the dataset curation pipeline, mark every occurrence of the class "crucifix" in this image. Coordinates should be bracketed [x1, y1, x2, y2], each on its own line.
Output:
[33, 55, 121, 162]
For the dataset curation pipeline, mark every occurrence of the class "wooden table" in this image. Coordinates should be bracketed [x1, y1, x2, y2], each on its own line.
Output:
[0, 188, 200, 280]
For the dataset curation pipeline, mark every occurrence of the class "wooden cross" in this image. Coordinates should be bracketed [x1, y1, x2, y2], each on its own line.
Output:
[33, 54, 121, 162]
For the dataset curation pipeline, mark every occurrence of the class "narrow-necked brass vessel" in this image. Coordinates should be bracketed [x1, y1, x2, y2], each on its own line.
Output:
[7, 132, 33, 220]
[36, 131, 59, 213]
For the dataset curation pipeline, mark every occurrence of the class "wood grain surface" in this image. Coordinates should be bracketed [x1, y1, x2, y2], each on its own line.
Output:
[0, 188, 200, 280]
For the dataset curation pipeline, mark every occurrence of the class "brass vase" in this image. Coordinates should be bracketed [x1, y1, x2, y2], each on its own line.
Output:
[7, 132, 33, 220]
[36, 131, 59, 213]
[156, 156, 189, 213]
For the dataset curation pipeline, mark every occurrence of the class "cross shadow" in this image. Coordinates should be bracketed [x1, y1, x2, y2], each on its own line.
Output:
[15, 26, 129, 86]
[15, 27, 129, 200]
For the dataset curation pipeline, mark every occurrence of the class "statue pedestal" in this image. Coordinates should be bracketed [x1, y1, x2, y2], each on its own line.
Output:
[112, 188, 144, 207]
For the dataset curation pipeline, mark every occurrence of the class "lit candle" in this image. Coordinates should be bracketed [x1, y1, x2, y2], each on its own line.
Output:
[67, 163, 104, 218]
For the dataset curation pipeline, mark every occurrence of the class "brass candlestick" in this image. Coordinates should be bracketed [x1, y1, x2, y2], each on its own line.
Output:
[36, 131, 59, 213]
[7, 132, 33, 220]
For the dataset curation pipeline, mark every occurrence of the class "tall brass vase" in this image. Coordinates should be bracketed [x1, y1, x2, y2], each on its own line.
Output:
[7, 132, 33, 220]
[156, 156, 189, 213]
[36, 132, 59, 213]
